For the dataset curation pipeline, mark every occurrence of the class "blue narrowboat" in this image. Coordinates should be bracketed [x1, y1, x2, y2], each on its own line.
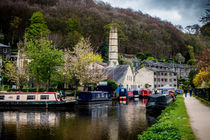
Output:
[78, 91, 112, 103]
[133, 90, 139, 98]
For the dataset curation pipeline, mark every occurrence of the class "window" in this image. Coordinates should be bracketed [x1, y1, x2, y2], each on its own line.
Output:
[3, 48, 7, 53]
[0, 95, 5, 100]
[154, 72, 156, 75]
[161, 73, 163, 75]
[174, 73, 177, 76]
[154, 78, 156, 81]
[40, 95, 49, 100]
[154, 85, 157, 88]
[174, 79, 177, 81]
[161, 79, 164, 81]
[165, 79, 167, 82]
[16, 95, 20, 100]
[27, 95, 35, 100]
[170, 73, 172, 76]
[170, 79, 172, 82]
[165, 73, 167, 76]
[174, 84, 177, 87]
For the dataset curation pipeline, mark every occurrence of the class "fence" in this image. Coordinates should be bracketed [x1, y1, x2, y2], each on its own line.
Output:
[193, 88, 210, 102]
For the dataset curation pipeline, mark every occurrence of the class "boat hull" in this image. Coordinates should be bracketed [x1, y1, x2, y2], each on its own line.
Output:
[0, 101, 76, 108]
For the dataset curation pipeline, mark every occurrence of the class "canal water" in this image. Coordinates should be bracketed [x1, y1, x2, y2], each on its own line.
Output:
[0, 99, 158, 140]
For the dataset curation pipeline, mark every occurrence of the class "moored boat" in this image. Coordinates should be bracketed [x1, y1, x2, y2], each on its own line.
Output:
[0, 92, 76, 108]
[133, 90, 139, 98]
[140, 90, 152, 97]
[77, 91, 112, 103]
[146, 94, 173, 110]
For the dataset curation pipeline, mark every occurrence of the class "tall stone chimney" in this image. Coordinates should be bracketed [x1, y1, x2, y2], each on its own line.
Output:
[108, 26, 119, 66]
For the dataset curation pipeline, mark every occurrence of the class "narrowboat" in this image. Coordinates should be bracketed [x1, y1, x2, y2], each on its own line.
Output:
[119, 88, 133, 100]
[146, 94, 173, 110]
[0, 92, 76, 108]
[77, 91, 112, 103]
[140, 90, 152, 97]
[133, 90, 139, 98]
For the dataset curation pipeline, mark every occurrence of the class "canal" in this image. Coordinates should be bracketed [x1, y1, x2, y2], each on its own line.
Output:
[0, 99, 158, 140]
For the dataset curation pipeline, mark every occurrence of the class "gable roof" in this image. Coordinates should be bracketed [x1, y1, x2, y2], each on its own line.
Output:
[105, 65, 130, 81]
[0, 43, 10, 48]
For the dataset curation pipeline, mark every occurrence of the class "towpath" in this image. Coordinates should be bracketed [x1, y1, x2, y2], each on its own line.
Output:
[184, 95, 210, 140]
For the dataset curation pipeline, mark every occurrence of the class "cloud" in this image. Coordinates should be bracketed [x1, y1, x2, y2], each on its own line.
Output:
[100, 0, 208, 27]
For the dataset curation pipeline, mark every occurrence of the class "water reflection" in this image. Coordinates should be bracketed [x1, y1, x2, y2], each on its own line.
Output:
[0, 100, 157, 140]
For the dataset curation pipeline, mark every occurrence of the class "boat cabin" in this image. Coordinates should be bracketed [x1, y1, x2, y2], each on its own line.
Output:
[0, 92, 61, 102]
[146, 94, 173, 110]
[78, 91, 111, 102]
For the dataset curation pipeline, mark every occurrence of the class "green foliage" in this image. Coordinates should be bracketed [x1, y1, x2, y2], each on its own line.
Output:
[26, 37, 65, 91]
[25, 11, 50, 41]
[0, 33, 4, 43]
[175, 53, 185, 64]
[107, 80, 118, 92]
[104, 22, 128, 42]
[136, 52, 147, 61]
[64, 15, 83, 50]
[65, 31, 82, 50]
[200, 23, 210, 36]
[146, 56, 154, 61]
[67, 15, 81, 33]
[187, 45, 195, 64]
[139, 95, 195, 140]
[98, 43, 108, 62]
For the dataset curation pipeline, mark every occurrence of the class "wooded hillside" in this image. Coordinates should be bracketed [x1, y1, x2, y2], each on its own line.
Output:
[0, 0, 208, 60]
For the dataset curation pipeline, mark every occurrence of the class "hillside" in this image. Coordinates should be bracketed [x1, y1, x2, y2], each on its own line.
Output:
[0, 0, 207, 60]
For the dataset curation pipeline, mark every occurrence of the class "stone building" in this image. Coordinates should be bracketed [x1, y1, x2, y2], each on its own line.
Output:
[136, 67, 177, 89]
[105, 65, 136, 91]
[142, 60, 190, 79]
[0, 43, 11, 60]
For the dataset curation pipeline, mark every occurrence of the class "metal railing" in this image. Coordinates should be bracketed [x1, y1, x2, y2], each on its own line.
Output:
[193, 88, 210, 102]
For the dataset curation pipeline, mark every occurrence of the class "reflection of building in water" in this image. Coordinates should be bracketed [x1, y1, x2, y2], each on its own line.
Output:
[1, 111, 75, 127]
[90, 106, 108, 119]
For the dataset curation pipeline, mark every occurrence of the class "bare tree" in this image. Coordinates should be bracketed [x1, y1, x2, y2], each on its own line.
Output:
[65, 38, 105, 88]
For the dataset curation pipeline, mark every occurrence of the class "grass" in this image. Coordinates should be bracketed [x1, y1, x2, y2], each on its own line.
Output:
[138, 94, 196, 140]
[193, 95, 210, 107]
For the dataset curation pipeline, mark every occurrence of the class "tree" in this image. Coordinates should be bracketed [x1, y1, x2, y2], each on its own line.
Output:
[25, 11, 50, 41]
[98, 43, 108, 62]
[193, 71, 210, 88]
[175, 53, 185, 64]
[27, 37, 65, 91]
[67, 15, 81, 33]
[64, 15, 83, 50]
[3, 60, 28, 90]
[104, 22, 128, 43]
[200, 0, 210, 24]
[65, 38, 104, 87]
[196, 48, 210, 72]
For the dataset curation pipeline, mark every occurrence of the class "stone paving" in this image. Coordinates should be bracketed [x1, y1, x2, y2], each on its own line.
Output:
[184, 95, 210, 140]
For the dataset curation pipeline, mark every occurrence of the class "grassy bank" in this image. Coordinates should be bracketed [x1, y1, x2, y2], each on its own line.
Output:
[193, 95, 210, 107]
[138, 94, 195, 140]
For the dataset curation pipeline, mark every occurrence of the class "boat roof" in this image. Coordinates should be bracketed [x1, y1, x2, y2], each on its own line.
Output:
[0, 92, 57, 95]
[149, 94, 168, 98]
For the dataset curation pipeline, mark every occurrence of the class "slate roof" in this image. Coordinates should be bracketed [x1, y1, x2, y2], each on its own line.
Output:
[0, 43, 10, 48]
[142, 60, 190, 69]
[105, 65, 129, 81]
[147, 67, 175, 73]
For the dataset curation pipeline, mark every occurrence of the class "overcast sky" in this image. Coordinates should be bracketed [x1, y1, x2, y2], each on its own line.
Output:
[100, 0, 208, 28]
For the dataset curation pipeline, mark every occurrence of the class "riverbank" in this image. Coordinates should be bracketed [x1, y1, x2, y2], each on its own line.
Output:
[138, 94, 195, 140]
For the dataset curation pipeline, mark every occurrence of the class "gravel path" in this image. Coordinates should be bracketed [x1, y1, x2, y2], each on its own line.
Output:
[184, 95, 210, 140]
